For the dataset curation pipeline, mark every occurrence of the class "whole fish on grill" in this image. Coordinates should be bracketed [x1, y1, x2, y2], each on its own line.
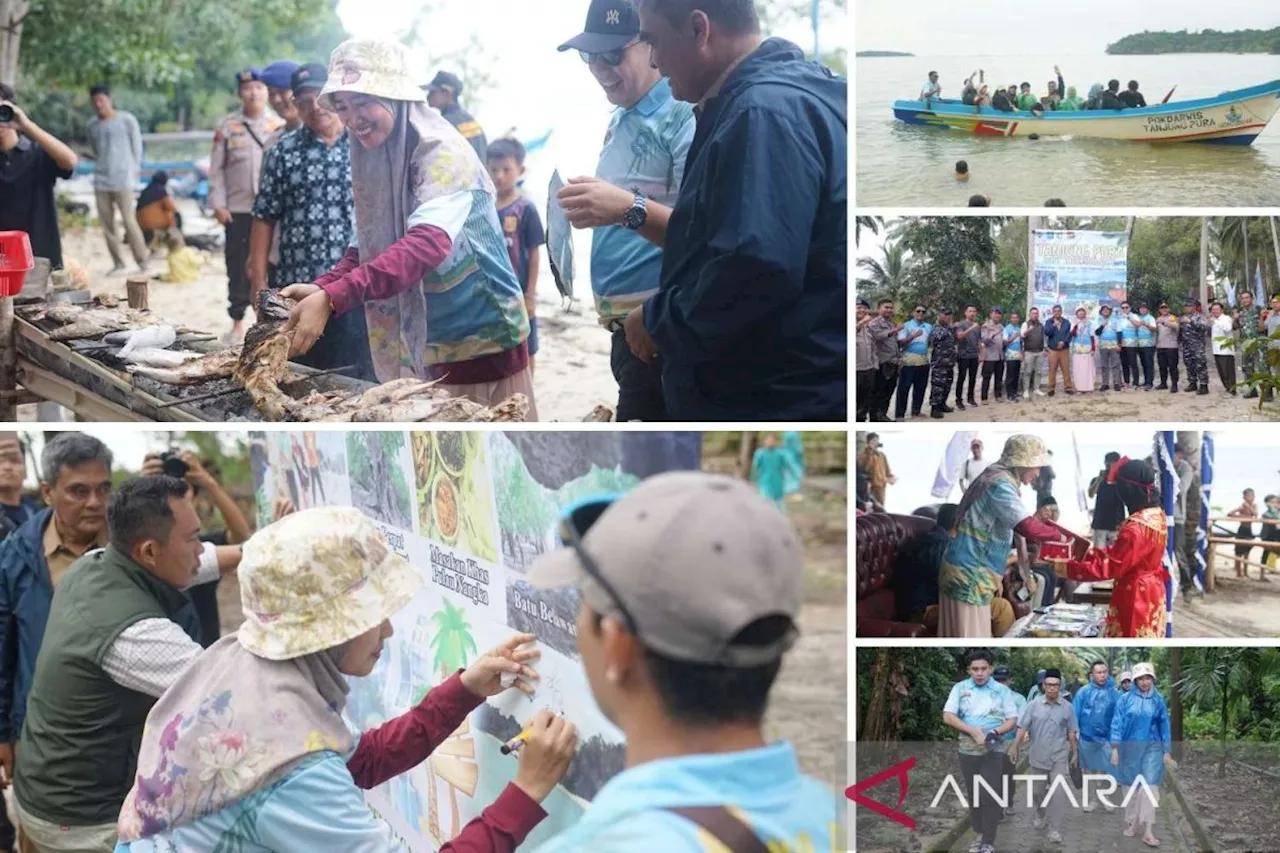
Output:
[47, 308, 168, 342]
[127, 349, 241, 385]
[121, 348, 206, 368]
[233, 290, 297, 420]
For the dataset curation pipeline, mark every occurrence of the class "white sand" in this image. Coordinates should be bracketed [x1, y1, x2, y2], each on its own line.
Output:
[21, 193, 617, 423]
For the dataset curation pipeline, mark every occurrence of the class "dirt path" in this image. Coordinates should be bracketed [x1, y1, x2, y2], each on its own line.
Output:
[916, 385, 1277, 424]
[768, 603, 846, 790]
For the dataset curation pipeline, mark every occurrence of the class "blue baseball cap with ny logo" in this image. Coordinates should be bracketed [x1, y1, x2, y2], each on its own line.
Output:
[557, 0, 640, 54]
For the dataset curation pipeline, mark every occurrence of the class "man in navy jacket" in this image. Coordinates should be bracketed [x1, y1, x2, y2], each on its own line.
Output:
[624, 0, 847, 421]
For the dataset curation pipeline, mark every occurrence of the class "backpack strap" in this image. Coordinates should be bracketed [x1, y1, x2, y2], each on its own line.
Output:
[664, 806, 770, 853]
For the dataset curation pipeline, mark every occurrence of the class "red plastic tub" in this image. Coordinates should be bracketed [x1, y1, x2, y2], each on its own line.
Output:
[0, 231, 34, 297]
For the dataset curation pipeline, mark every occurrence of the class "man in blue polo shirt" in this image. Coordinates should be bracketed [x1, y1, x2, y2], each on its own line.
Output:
[556, 0, 695, 421]
[621, 0, 847, 421]
[895, 305, 932, 420]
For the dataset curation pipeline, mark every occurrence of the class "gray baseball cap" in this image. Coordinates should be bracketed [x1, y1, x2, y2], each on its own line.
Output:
[528, 471, 803, 667]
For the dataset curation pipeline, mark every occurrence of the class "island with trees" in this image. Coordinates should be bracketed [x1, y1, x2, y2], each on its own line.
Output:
[1107, 27, 1280, 55]
[856, 50, 915, 58]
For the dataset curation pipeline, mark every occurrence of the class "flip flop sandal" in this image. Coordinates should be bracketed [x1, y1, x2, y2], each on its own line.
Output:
[1143, 834, 1161, 848]
[1124, 822, 1137, 838]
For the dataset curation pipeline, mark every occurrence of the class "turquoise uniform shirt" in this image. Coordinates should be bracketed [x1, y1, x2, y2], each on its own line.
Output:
[940, 474, 1027, 607]
[1133, 312, 1157, 347]
[943, 678, 1019, 756]
[1003, 323, 1023, 359]
[898, 319, 932, 364]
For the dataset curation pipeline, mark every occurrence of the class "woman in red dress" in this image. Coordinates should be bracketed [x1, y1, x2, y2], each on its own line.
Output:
[1058, 458, 1169, 638]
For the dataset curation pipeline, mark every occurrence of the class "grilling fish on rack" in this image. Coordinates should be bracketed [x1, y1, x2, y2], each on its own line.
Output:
[233, 290, 298, 420]
[126, 349, 240, 385]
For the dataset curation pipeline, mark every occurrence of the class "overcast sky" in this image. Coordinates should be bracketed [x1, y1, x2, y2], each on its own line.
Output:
[856, 0, 1276, 56]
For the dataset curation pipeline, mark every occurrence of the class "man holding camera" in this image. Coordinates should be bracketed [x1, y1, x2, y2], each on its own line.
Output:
[141, 452, 250, 647]
[0, 84, 79, 270]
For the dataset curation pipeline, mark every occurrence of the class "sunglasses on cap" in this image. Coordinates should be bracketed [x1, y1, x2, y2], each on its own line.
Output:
[579, 40, 637, 67]
[558, 496, 640, 635]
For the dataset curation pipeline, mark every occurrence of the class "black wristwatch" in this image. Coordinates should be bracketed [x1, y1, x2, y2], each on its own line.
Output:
[621, 191, 647, 230]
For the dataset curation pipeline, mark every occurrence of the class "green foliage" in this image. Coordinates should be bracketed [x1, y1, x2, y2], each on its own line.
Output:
[430, 598, 478, 677]
[1107, 28, 1280, 55]
[865, 217, 1011, 316]
[1125, 217, 1201, 309]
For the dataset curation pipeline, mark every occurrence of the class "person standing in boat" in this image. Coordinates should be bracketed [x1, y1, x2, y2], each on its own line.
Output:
[1118, 81, 1147, 109]
[282, 38, 535, 417]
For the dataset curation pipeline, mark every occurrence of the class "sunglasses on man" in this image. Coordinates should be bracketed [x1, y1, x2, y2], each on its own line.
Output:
[579, 40, 638, 67]
[557, 496, 640, 634]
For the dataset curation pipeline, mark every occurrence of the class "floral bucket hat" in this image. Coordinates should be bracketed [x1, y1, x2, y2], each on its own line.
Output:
[319, 37, 426, 111]
[999, 434, 1051, 469]
[238, 506, 422, 660]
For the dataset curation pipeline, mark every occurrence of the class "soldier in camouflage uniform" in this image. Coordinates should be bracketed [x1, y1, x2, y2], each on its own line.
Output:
[1235, 291, 1264, 399]
[929, 307, 958, 418]
[1178, 299, 1211, 394]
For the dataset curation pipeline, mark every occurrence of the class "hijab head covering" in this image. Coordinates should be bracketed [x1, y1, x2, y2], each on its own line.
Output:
[1067, 86, 1078, 97]
[1108, 457, 1158, 516]
[1088, 83, 1103, 101]
[318, 38, 497, 381]
[116, 508, 422, 843]
[136, 171, 170, 209]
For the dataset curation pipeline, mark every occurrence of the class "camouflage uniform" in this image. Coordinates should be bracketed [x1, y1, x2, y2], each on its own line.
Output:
[929, 322, 958, 413]
[1178, 310, 1211, 392]
[1238, 304, 1263, 391]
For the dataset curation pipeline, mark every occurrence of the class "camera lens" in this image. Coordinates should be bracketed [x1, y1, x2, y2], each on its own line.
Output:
[0, 105, 14, 123]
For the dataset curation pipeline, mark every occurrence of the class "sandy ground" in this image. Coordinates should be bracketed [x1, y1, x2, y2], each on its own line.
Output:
[20, 190, 618, 422]
[1170, 551, 1280, 637]
[914, 383, 1278, 424]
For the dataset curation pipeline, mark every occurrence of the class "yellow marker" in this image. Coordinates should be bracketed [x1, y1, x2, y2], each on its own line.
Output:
[500, 722, 535, 755]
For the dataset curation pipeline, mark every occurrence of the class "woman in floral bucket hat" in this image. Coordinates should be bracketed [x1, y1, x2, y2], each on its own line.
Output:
[280, 37, 537, 418]
[938, 434, 1065, 637]
[115, 507, 577, 852]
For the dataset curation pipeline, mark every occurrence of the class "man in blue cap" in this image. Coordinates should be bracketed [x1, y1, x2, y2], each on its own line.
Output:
[554, 0, 695, 421]
[261, 60, 302, 143]
[248, 63, 373, 381]
[425, 71, 487, 162]
[208, 68, 284, 344]
[622, 0, 847, 421]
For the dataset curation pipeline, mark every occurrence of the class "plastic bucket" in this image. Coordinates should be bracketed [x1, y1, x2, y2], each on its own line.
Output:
[0, 231, 34, 297]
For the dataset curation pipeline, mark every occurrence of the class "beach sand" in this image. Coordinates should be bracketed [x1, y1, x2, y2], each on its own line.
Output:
[917, 383, 1278, 424]
[18, 195, 617, 423]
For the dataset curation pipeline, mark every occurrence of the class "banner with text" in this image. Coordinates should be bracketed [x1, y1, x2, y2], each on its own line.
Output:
[251, 430, 702, 851]
[1030, 230, 1128, 321]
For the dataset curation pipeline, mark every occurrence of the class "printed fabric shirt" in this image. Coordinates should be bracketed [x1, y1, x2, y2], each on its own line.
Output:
[1003, 323, 1023, 360]
[530, 742, 836, 853]
[1097, 316, 1121, 349]
[898, 319, 932, 365]
[251, 127, 355, 288]
[940, 475, 1027, 607]
[1132, 313, 1157, 347]
[942, 678, 1018, 756]
[1070, 321, 1095, 355]
[592, 78, 695, 323]
[929, 324, 957, 366]
[496, 195, 545, 294]
[1003, 692, 1028, 742]
[1117, 312, 1138, 347]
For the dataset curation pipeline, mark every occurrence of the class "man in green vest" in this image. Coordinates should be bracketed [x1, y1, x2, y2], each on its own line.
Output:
[12, 476, 205, 852]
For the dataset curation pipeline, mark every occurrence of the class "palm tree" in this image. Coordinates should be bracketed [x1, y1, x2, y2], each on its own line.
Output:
[1177, 647, 1252, 777]
[855, 215, 882, 247]
[425, 601, 480, 840]
[856, 242, 909, 295]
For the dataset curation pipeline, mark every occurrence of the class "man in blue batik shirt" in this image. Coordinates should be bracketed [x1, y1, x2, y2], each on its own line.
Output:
[895, 306, 932, 420]
[1131, 303, 1157, 389]
[556, 0, 695, 422]
[1096, 304, 1123, 391]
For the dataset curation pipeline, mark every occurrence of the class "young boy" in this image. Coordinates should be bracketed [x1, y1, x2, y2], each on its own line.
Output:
[486, 138, 545, 372]
[1261, 494, 1280, 573]
[1228, 488, 1259, 578]
[955, 160, 970, 181]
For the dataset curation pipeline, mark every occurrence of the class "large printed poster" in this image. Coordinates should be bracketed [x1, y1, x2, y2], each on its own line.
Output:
[1031, 230, 1128, 320]
[250, 430, 702, 850]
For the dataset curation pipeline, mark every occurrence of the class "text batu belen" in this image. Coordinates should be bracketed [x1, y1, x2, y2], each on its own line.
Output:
[510, 589, 578, 638]
[429, 544, 490, 606]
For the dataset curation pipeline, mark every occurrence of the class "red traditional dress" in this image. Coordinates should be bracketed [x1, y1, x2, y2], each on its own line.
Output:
[1065, 506, 1168, 638]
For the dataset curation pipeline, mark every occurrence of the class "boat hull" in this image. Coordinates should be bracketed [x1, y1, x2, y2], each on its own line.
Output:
[892, 80, 1280, 144]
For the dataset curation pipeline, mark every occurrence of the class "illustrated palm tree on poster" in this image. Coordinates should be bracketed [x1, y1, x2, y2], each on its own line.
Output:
[423, 600, 480, 842]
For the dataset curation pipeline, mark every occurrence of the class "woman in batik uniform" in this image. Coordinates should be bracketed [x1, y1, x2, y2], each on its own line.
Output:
[1057, 457, 1168, 638]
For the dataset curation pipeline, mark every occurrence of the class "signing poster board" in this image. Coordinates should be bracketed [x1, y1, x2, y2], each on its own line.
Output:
[250, 430, 702, 850]
[1031, 230, 1128, 320]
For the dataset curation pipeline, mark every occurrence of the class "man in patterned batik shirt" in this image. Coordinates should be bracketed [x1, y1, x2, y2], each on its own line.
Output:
[250, 63, 372, 379]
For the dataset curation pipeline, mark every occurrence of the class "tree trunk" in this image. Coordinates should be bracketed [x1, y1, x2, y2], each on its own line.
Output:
[1219, 690, 1229, 778]
[1270, 217, 1280, 291]
[1169, 646, 1183, 761]
[1244, 217, 1251, 302]
[860, 648, 898, 743]
[0, 0, 28, 87]
[738, 432, 757, 479]
[1200, 218, 1210, 310]
[1026, 216, 1039, 315]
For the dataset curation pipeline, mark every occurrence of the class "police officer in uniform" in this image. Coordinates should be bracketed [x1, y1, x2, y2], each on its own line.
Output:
[929, 307, 958, 418]
[209, 68, 285, 343]
[425, 71, 488, 162]
[1178, 299, 1211, 395]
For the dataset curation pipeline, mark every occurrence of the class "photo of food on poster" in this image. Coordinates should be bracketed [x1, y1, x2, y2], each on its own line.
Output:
[249, 430, 701, 851]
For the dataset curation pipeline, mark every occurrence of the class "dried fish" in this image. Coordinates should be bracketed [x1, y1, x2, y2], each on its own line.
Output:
[113, 326, 178, 356]
[581, 404, 614, 422]
[481, 394, 531, 422]
[127, 349, 240, 385]
[121, 348, 206, 368]
[47, 308, 166, 342]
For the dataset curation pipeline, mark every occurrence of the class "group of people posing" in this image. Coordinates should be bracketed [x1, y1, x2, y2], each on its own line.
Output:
[944, 650, 1174, 853]
[921, 67, 1157, 114]
[856, 293, 1280, 421]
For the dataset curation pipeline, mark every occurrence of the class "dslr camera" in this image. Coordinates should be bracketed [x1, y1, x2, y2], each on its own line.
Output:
[161, 451, 189, 480]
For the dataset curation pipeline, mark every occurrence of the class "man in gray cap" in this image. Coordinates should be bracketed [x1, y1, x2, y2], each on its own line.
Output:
[426, 70, 487, 162]
[527, 471, 837, 852]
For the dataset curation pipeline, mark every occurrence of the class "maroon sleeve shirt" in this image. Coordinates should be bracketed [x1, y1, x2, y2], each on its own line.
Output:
[345, 670, 546, 852]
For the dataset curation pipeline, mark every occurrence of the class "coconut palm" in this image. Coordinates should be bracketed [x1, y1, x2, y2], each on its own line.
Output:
[1176, 647, 1253, 777]
[856, 242, 909, 295]
[855, 215, 882, 246]
[424, 601, 480, 841]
